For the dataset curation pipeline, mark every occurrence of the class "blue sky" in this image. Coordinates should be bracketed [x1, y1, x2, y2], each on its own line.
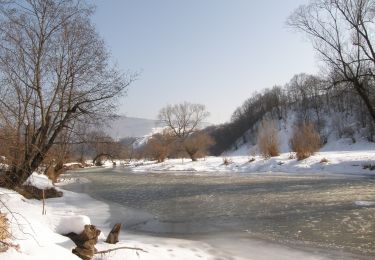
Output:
[92, 0, 317, 124]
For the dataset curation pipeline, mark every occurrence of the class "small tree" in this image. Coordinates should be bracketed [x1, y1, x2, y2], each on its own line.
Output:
[290, 123, 321, 160]
[257, 119, 279, 158]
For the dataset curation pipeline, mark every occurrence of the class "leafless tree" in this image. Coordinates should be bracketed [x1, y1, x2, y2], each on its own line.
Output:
[158, 102, 209, 138]
[288, 0, 375, 123]
[158, 102, 209, 161]
[0, 0, 132, 187]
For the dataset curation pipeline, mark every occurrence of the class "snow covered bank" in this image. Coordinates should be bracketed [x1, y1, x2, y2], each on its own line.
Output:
[131, 139, 375, 175]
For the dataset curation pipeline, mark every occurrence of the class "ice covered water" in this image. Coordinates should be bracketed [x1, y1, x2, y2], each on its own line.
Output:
[65, 168, 375, 257]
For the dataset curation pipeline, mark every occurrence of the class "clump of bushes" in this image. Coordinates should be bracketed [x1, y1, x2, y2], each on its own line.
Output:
[144, 130, 175, 163]
[257, 119, 279, 158]
[290, 123, 321, 160]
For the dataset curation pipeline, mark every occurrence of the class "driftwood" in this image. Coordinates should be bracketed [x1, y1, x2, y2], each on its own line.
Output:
[96, 246, 148, 254]
[105, 223, 122, 244]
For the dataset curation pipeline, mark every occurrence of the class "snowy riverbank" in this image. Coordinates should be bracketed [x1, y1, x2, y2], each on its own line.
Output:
[0, 173, 220, 259]
[130, 139, 375, 175]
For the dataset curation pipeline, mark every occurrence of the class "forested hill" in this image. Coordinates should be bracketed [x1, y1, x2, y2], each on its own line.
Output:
[206, 73, 375, 156]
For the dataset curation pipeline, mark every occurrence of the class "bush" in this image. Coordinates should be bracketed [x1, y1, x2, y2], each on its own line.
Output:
[320, 158, 328, 163]
[0, 212, 9, 252]
[144, 130, 176, 163]
[222, 157, 233, 165]
[290, 123, 321, 160]
[257, 119, 279, 158]
[183, 132, 215, 161]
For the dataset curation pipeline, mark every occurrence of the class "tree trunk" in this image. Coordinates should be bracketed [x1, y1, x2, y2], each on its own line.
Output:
[354, 82, 375, 124]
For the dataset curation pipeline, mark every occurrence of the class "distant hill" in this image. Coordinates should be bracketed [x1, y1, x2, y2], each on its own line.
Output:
[104, 117, 161, 139]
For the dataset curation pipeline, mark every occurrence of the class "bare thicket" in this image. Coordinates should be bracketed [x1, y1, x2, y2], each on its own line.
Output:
[257, 119, 279, 158]
[183, 132, 214, 161]
[158, 102, 210, 161]
[290, 123, 321, 160]
[0, 0, 131, 187]
[145, 130, 176, 163]
[288, 0, 375, 123]
[0, 212, 9, 251]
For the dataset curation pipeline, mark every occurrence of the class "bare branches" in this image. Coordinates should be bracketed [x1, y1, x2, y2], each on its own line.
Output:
[96, 246, 148, 255]
[287, 0, 375, 123]
[158, 102, 209, 139]
[0, 0, 131, 186]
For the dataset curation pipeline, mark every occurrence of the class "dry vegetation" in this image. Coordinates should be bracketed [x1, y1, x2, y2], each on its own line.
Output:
[290, 123, 321, 160]
[257, 119, 279, 158]
[183, 132, 214, 161]
[222, 157, 233, 165]
[0, 213, 9, 252]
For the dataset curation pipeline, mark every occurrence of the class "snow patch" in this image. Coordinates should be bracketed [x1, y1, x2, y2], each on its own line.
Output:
[55, 215, 91, 235]
[24, 172, 54, 189]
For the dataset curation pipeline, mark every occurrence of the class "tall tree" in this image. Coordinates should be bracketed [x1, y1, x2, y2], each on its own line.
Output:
[0, 0, 131, 187]
[288, 0, 375, 123]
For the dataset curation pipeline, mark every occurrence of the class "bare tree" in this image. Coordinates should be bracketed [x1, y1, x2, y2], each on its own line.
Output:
[288, 0, 375, 123]
[158, 102, 209, 161]
[158, 102, 209, 138]
[0, 0, 132, 187]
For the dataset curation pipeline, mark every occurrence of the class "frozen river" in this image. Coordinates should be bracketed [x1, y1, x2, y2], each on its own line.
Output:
[64, 167, 375, 259]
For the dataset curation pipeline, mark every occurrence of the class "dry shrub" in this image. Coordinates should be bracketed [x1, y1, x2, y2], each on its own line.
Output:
[0, 213, 9, 252]
[222, 157, 233, 165]
[288, 153, 296, 160]
[257, 119, 279, 158]
[320, 158, 328, 163]
[290, 123, 321, 160]
[145, 130, 176, 163]
[183, 132, 215, 161]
